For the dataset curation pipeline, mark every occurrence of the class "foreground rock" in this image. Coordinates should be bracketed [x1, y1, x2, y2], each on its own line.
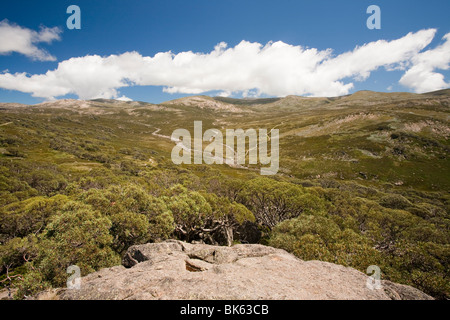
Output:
[54, 240, 432, 300]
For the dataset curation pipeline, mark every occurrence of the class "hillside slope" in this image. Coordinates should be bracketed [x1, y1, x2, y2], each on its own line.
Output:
[0, 89, 448, 299]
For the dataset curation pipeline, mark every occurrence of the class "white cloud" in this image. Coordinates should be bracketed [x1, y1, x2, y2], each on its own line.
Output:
[116, 95, 133, 102]
[0, 20, 61, 61]
[399, 33, 450, 93]
[0, 28, 448, 100]
[217, 91, 232, 97]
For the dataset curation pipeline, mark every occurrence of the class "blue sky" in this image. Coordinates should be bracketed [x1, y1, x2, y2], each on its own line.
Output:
[0, 0, 449, 104]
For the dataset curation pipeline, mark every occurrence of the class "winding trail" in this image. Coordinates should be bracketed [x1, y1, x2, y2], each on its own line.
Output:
[152, 127, 239, 167]
[151, 124, 282, 171]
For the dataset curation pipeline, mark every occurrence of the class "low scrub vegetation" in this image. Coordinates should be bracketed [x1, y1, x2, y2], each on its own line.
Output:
[0, 94, 448, 299]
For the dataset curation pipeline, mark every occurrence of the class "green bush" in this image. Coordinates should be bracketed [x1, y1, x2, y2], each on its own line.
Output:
[109, 211, 150, 253]
[30, 201, 120, 289]
[0, 195, 69, 241]
[269, 214, 383, 271]
[239, 177, 326, 229]
[379, 193, 412, 210]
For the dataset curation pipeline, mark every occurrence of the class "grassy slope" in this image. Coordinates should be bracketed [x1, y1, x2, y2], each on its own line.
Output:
[1, 90, 449, 191]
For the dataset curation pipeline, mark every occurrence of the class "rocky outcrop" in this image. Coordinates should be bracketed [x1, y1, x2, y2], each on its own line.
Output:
[55, 240, 432, 300]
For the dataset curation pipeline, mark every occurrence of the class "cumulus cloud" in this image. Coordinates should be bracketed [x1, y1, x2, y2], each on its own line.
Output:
[0, 28, 448, 100]
[0, 20, 61, 61]
[399, 33, 450, 93]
